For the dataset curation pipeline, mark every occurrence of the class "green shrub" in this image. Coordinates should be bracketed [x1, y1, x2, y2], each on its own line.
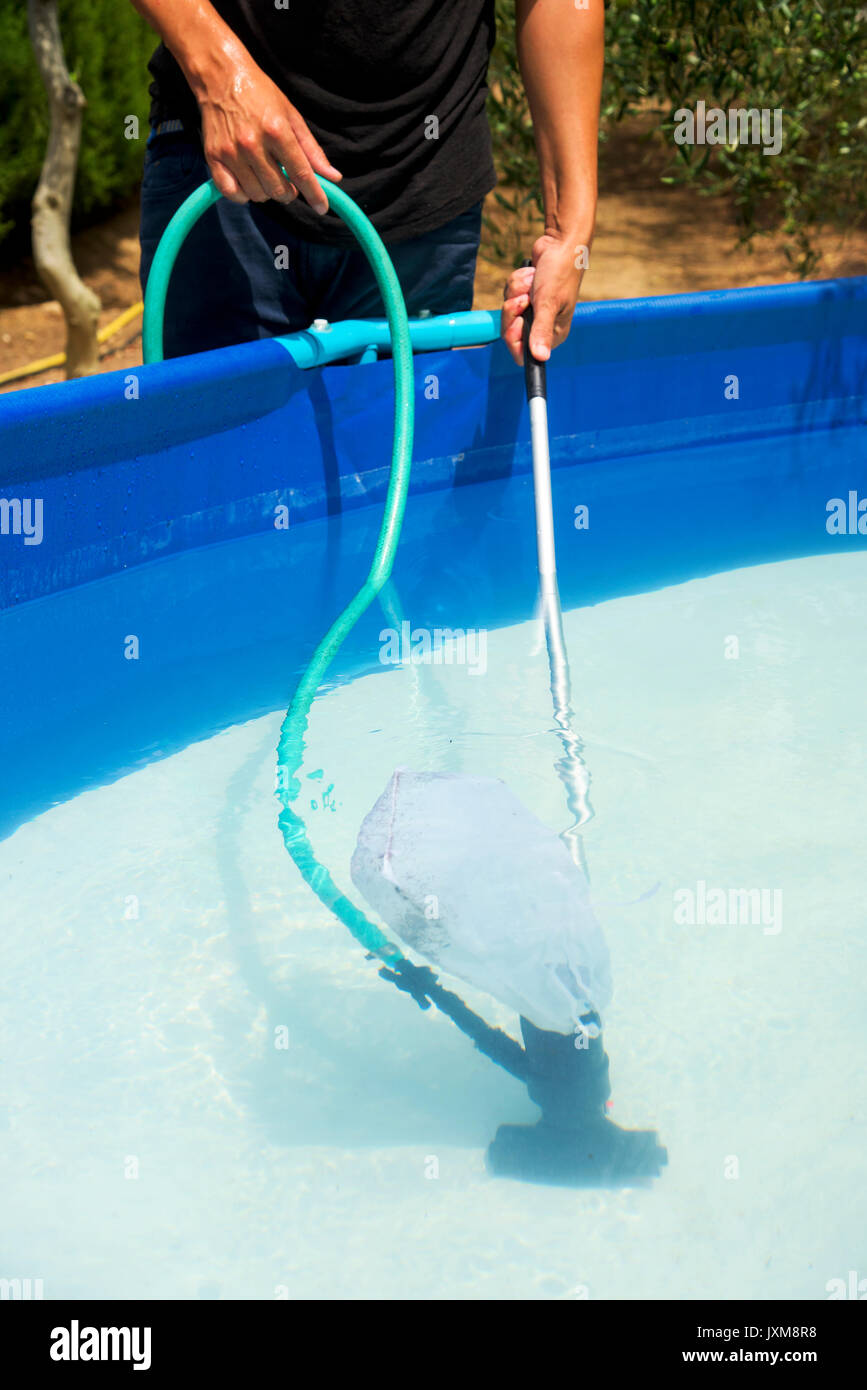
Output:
[488, 0, 867, 275]
[0, 0, 156, 262]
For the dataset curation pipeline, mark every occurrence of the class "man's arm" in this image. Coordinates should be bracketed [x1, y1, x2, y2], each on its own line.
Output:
[502, 0, 604, 364]
[130, 0, 341, 211]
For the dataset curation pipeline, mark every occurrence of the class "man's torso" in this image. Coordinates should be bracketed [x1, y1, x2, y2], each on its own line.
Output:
[147, 0, 498, 243]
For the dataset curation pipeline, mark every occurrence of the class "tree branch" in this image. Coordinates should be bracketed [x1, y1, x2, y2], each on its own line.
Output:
[28, 0, 101, 378]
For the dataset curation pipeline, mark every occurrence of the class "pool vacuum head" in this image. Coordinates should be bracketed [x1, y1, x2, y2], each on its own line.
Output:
[352, 770, 667, 1188]
[486, 1016, 668, 1188]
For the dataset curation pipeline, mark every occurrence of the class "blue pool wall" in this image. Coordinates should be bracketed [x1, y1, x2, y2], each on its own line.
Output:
[1, 277, 865, 610]
[0, 278, 865, 839]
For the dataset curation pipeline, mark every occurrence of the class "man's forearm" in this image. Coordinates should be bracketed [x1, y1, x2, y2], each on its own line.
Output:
[516, 0, 604, 243]
[130, 0, 253, 103]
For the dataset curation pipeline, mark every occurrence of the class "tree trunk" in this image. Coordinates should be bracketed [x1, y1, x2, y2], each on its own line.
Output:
[27, 0, 100, 379]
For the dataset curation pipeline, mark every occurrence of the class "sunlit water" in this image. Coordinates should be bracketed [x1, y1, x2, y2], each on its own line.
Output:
[2, 549, 865, 1299]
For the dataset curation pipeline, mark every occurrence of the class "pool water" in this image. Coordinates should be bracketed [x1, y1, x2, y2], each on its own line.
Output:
[2, 511, 865, 1299]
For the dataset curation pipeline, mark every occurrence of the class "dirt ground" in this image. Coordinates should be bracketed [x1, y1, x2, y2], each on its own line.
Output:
[1, 121, 864, 394]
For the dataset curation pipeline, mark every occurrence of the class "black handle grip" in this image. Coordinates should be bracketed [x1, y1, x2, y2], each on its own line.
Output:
[521, 257, 546, 401]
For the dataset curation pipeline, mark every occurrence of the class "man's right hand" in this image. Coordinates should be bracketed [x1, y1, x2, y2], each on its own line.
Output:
[198, 56, 342, 212]
[130, 0, 341, 213]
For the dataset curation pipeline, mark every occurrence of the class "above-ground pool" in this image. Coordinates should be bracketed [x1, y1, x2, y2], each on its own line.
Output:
[1, 279, 865, 1300]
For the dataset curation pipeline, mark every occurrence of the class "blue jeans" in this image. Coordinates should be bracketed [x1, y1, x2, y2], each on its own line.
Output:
[139, 133, 483, 358]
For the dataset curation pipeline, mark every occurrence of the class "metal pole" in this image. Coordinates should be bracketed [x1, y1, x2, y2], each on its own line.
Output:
[522, 275, 593, 873]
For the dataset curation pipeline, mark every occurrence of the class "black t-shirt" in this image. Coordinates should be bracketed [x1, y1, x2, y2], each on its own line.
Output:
[147, 0, 497, 245]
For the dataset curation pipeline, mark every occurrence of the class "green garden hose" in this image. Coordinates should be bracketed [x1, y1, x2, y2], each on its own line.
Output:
[271, 181, 412, 965]
[142, 171, 535, 1081]
[143, 173, 413, 966]
[141, 179, 222, 365]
